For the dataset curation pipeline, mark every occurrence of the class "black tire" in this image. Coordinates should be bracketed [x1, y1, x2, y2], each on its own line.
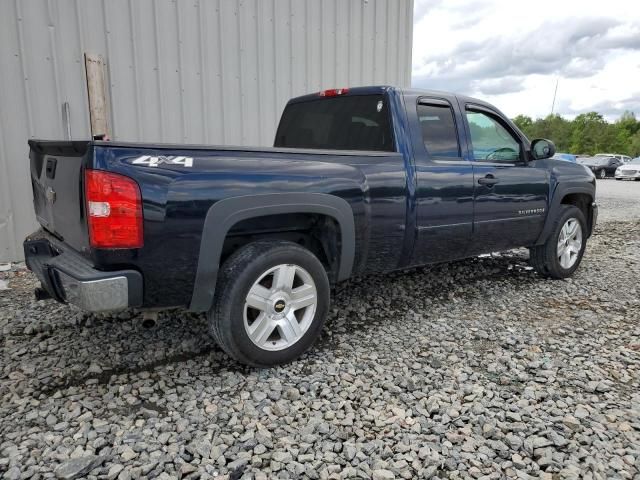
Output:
[209, 241, 330, 367]
[529, 205, 587, 279]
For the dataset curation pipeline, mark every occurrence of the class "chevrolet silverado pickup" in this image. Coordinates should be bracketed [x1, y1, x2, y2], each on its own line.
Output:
[24, 86, 597, 366]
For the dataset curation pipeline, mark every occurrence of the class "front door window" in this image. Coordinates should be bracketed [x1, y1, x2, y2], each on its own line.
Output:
[466, 111, 521, 162]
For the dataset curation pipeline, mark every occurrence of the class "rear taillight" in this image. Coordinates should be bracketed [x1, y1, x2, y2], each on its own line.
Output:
[84, 169, 143, 248]
[318, 88, 349, 97]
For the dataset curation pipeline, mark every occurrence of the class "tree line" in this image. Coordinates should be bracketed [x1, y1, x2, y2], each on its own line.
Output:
[512, 111, 640, 157]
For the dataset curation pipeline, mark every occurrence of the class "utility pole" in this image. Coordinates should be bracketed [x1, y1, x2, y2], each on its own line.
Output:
[550, 79, 559, 116]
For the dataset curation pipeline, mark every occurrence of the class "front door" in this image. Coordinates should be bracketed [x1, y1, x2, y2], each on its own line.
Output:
[463, 106, 549, 254]
[410, 98, 475, 265]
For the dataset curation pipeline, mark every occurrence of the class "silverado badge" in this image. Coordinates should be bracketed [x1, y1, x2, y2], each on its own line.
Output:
[518, 208, 545, 215]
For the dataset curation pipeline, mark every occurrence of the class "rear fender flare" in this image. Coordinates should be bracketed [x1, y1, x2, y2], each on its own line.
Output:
[189, 193, 355, 312]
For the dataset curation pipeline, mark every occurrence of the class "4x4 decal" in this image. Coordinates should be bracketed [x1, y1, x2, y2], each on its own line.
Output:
[132, 155, 193, 168]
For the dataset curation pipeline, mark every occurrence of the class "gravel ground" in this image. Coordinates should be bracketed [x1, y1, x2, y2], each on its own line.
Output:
[1, 190, 639, 479]
[596, 178, 640, 223]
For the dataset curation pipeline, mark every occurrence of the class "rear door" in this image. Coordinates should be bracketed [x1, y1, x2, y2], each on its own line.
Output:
[408, 97, 475, 265]
[461, 105, 549, 254]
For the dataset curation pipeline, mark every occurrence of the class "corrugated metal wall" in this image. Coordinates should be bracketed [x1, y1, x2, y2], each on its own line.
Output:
[0, 0, 413, 262]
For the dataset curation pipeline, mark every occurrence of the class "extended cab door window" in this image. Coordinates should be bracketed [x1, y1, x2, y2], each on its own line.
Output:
[417, 102, 461, 158]
[466, 110, 522, 163]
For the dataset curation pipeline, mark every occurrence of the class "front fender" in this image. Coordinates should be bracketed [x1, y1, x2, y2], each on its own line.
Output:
[535, 181, 596, 245]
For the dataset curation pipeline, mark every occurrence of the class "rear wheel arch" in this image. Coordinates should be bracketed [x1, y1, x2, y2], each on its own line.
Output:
[220, 213, 342, 283]
[189, 193, 355, 312]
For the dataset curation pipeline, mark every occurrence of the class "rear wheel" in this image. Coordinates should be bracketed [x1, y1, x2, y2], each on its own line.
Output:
[209, 241, 330, 367]
[529, 205, 587, 279]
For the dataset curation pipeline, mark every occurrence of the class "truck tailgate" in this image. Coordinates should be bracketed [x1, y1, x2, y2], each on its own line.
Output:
[28, 140, 92, 252]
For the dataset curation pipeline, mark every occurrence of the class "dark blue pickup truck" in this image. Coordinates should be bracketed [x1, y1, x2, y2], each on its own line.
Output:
[25, 86, 597, 366]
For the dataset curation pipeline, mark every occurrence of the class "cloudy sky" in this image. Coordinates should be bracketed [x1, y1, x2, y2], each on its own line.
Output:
[412, 0, 640, 120]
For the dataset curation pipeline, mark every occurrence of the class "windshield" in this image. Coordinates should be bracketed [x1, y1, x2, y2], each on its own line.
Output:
[629, 158, 640, 165]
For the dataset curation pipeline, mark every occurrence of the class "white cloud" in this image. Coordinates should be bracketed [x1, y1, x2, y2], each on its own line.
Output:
[412, 0, 640, 120]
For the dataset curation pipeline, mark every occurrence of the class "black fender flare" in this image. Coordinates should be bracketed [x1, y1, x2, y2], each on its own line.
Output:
[534, 183, 595, 245]
[189, 193, 355, 312]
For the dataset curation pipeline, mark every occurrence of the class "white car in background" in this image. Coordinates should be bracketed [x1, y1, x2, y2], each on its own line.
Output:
[615, 157, 640, 180]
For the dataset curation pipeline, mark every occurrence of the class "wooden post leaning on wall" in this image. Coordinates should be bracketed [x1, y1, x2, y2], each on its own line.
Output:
[84, 53, 111, 140]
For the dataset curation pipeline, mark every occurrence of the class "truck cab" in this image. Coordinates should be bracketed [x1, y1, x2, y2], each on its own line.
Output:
[275, 87, 595, 267]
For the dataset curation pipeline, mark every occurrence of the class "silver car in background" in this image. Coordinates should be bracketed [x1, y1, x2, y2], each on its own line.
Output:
[615, 157, 640, 180]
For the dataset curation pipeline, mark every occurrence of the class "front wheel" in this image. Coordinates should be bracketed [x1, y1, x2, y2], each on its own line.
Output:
[209, 241, 330, 367]
[529, 205, 587, 279]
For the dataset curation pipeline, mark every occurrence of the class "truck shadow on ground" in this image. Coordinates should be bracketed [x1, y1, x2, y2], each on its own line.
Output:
[4, 250, 541, 398]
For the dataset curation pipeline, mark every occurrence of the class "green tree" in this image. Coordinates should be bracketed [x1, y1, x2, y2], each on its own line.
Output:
[533, 114, 573, 151]
[630, 131, 640, 157]
[510, 110, 639, 157]
[513, 115, 533, 134]
[570, 112, 607, 155]
[614, 111, 639, 155]
[617, 111, 640, 136]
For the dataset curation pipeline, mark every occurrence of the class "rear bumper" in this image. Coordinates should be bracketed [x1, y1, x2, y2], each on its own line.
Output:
[23, 233, 142, 312]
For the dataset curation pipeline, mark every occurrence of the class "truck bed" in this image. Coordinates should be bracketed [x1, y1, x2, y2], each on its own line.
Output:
[27, 139, 406, 309]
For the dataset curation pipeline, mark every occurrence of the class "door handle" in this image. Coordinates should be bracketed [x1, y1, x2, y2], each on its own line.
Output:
[478, 174, 499, 186]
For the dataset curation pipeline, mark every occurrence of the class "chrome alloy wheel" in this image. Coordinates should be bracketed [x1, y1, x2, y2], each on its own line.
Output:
[243, 264, 317, 351]
[557, 218, 583, 269]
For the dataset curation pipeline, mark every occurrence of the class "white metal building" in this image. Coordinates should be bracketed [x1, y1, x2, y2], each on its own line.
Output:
[0, 0, 414, 262]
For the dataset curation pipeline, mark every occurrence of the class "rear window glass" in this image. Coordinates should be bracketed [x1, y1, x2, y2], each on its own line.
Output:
[274, 94, 395, 151]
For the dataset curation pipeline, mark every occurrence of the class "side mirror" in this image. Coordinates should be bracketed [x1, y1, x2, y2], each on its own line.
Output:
[530, 138, 556, 160]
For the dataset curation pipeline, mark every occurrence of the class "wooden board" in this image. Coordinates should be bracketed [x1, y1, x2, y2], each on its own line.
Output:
[84, 53, 110, 139]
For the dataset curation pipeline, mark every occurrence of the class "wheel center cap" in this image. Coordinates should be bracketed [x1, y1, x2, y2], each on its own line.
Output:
[273, 299, 286, 313]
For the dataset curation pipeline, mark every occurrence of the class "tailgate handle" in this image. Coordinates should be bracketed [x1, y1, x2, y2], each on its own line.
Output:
[45, 158, 57, 179]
